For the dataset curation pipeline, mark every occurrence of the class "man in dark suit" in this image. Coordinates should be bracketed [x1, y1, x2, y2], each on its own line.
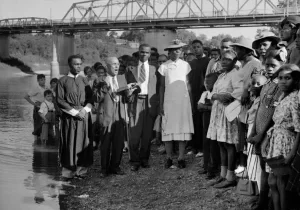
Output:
[94, 57, 133, 177]
[126, 44, 159, 171]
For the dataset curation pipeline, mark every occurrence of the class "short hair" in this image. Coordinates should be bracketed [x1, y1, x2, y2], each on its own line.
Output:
[95, 65, 107, 72]
[37, 74, 45, 80]
[68, 54, 84, 66]
[159, 54, 168, 60]
[204, 47, 211, 52]
[187, 52, 196, 57]
[83, 66, 92, 75]
[151, 52, 159, 59]
[277, 64, 300, 90]
[151, 47, 158, 53]
[50, 78, 58, 84]
[211, 48, 221, 54]
[139, 44, 151, 50]
[221, 37, 233, 43]
[93, 62, 103, 70]
[44, 89, 53, 97]
[132, 51, 139, 58]
[191, 39, 203, 46]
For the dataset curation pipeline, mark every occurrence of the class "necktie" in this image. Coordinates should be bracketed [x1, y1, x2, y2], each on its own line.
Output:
[112, 76, 118, 92]
[139, 63, 146, 84]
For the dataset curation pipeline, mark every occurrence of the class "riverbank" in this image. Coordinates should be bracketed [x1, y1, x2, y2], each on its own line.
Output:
[60, 146, 255, 210]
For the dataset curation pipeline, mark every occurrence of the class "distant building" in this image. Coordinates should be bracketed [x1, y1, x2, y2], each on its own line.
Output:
[115, 38, 127, 45]
[128, 41, 140, 49]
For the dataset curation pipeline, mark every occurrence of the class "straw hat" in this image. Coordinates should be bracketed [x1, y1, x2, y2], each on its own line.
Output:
[230, 37, 255, 53]
[252, 31, 280, 49]
[164, 39, 187, 51]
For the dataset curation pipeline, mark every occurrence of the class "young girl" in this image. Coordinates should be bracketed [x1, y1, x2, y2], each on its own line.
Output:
[262, 64, 300, 210]
[247, 49, 286, 210]
[38, 90, 56, 144]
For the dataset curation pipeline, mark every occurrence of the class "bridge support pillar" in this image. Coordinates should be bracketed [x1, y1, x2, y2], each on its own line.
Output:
[0, 34, 10, 59]
[144, 29, 177, 54]
[51, 33, 75, 78]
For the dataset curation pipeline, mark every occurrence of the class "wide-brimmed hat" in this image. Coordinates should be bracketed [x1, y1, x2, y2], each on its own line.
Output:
[280, 15, 300, 28]
[164, 39, 187, 51]
[230, 37, 255, 53]
[252, 31, 280, 49]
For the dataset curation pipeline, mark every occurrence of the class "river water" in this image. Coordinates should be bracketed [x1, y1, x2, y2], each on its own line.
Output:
[0, 68, 69, 210]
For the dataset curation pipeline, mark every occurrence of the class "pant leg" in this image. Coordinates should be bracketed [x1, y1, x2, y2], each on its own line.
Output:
[202, 111, 211, 170]
[100, 126, 112, 173]
[41, 123, 49, 141]
[210, 139, 221, 171]
[110, 119, 125, 170]
[129, 98, 144, 166]
[140, 113, 154, 164]
[189, 111, 202, 152]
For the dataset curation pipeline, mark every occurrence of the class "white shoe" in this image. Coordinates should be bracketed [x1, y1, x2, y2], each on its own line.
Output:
[187, 151, 194, 155]
[195, 152, 203, 157]
[235, 166, 245, 174]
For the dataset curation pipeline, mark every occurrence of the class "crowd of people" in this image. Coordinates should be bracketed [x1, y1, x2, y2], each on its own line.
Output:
[24, 16, 300, 210]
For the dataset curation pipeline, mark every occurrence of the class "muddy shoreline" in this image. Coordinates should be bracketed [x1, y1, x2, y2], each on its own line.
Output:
[61, 146, 254, 210]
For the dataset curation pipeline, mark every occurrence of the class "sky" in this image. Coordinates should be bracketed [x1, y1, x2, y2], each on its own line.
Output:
[0, 0, 277, 40]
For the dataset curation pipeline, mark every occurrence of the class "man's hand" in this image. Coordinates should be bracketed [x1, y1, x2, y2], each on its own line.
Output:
[248, 133, 264, 144]
[218, 94, 233, 105]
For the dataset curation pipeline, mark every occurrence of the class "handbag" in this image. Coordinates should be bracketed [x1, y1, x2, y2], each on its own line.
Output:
[236, 144, 259, 196]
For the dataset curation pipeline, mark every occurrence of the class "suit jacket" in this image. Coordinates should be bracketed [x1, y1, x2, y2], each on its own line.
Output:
[126, 63, 159, 118]
[94, 74, 129, 127]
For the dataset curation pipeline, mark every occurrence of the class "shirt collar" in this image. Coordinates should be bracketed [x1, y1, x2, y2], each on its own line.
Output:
[139, 60, 149, 66]
[68, 72, 80, 78]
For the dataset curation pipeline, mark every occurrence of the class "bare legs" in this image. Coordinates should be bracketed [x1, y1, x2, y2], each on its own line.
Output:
[268, 173, 289, 210]
[165, 141, 186, 160]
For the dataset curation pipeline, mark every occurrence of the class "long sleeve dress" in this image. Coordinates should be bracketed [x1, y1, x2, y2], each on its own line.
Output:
[206, 68, 244, 144]
[57, 74, 94, 172]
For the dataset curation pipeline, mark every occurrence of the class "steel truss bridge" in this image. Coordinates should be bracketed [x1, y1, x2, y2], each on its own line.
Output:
[0, 0, 299, 34]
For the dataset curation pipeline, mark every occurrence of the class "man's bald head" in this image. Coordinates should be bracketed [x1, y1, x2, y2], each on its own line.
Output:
[105, 57, 120, 76]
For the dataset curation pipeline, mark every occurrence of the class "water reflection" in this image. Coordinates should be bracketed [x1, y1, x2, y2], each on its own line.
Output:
[0, 68, 68, 210]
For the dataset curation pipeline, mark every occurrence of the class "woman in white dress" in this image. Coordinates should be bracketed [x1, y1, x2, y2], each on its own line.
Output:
[158, 40, 194, 169]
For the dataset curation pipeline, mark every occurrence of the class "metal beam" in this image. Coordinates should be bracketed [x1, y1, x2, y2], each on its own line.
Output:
[249, 0, 263, 14]
[158, 0, 174, 18]
[215, 0, 229, 16]
[234, 0, 251, 16]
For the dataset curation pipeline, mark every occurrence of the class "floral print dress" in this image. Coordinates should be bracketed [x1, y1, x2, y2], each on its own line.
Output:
[265, 91, 300, 170]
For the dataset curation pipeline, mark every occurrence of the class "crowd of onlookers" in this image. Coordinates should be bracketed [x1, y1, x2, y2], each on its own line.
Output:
[24, 16, 300, 210]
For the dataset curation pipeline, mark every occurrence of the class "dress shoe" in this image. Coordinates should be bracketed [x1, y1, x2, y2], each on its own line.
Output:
[141, 162, 150, 168]
[178, 159, 186, 169]
[165, 158, 173, 169]
[205, 172, 217, 180]
[75, 174, 87, 180]
[214, 179, 237, 189]
[99, 172, 109, 178]
[60, 177, 74, 182]
[206, 176, 226, 187]
[198, 168, 208, 175]
[110, 168, 125, 175]
[130, 165, 139, 172]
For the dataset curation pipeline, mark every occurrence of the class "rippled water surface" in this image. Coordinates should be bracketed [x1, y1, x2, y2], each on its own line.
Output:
[0, 69, 68, 210]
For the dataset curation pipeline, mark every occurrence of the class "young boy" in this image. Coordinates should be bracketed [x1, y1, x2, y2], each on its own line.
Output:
[50, 78, 60, 142]
[24, 74, 48, 141]
[38, 90, 56, 144]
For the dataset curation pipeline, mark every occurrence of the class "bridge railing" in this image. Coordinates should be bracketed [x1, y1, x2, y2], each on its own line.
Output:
[0, 8, 299, 28]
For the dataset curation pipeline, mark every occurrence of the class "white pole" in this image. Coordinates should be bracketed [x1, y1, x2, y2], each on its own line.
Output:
[51, 34, 60, 79]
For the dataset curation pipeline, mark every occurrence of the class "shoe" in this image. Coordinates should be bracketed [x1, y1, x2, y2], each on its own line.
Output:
[165, 158, 173, 169]
[75, 174, 87, 180]
[205, 172, 217, 180]
[99, 172, 109, 178]
[60, 177, 74, 182]
[195, 152, 203, 157]
[110, 168, 125, 175]
[141, 162, 150, 168]
[187, 151, 194, 155]
[206, 176, 226, 187]
[178, 159, 186, 169]
[235, 165, 245, 174]
[130, 165, 139, 172]
[123, 147, 128, 153]
[198, 168, 207, 175]
[214, 179, 237, 189]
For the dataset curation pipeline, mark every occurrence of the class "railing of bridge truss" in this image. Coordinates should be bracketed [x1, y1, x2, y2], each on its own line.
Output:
[0, 8, 299, 27]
